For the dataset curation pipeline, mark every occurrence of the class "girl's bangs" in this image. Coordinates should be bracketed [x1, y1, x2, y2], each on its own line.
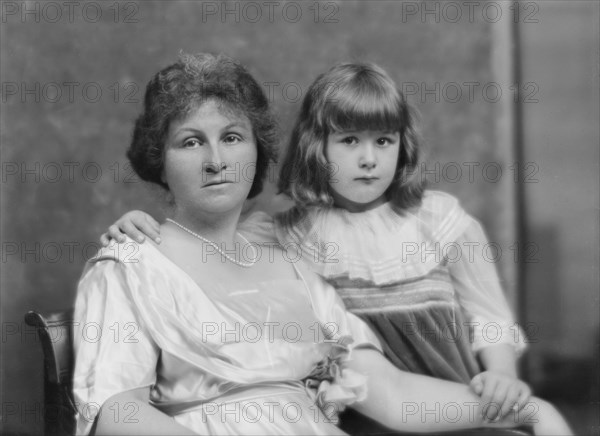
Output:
[323, 83, 402, 133]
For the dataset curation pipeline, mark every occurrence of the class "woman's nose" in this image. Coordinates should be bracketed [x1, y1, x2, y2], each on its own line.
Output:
[205, 145, 226, 174]
[359, 144, 377, 170]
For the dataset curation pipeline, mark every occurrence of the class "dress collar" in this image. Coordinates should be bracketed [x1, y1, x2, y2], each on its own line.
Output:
[274, 191, 471, 285]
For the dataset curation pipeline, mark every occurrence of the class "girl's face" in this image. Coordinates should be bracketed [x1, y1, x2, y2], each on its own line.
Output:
[163, 100, 257, 218]
[325, 129, 400, 212]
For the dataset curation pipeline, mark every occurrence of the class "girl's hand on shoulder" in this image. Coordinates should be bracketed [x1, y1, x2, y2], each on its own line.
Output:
[470, 370, 532, 423]
[100, 210, 161, 246]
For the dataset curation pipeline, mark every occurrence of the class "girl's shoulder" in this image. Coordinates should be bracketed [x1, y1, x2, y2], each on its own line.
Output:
[270, 191, 476, 284]
[413, 190, 472, 232]
[415, 189, 462, 216]
[406, 190, 476, 246]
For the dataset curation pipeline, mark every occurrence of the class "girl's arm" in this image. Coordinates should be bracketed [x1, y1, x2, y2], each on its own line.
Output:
[448, 218, 531, 420]
[94, 387, 195, 436]
[471, 344, 532, 421]
[100, 210, 161, 246]
[346, 348, 572, 435]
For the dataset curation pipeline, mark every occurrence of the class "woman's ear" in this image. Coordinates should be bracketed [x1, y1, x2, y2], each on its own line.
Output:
[160, 167, 167, 187]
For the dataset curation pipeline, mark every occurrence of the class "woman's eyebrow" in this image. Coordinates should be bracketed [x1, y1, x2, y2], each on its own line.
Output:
[177, 127, 203, 133]
[221, 121, 251, 131]
[172, 127, 206, 137]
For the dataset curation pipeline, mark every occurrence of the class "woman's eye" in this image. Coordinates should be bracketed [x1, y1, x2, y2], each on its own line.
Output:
[341, 136, 358, 145]
[224, 134, 242, 145]
[183, 138, 201, 148]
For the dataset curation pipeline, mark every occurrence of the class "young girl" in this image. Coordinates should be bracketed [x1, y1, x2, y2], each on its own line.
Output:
[102, 62, 572, 434]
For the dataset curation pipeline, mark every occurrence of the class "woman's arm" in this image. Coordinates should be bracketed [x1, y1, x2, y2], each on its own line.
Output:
[74, 255, 162, 435]
[94, 387, 196, 436]
[346, 348, 494, 431]
[345, 348, 572, 434]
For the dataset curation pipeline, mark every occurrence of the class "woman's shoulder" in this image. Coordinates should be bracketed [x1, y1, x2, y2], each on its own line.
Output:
[87, 237, 150, 265]
[238, 210, 279, 245]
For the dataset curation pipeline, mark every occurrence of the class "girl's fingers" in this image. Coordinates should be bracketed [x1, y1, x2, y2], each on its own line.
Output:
[108, 224, 126, 243]
[100, 233, 110, 247]
[470, 374, 484, 395]
[139, 219, 161, 243]
[487, 382, 508, 422]
[121, 221, 146, 243]
[497, 384, 521, 420]
[514, 384, 533, 414]
[145, 215, 161, 233]
[480, 378, 499, 421]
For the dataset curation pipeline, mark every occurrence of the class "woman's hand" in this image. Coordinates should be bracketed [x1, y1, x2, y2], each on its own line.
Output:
[100, 210, 161, 246]
[470, 370, 532, 423]
[95, 387, 196, 435]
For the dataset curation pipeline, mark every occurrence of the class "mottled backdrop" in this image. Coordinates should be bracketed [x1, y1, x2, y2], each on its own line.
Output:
[1, 1, 598, 434]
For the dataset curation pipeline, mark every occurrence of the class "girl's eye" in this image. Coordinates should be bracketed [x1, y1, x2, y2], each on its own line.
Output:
[341, 136, 358, 145]
[183, 138, 202, 148]
[377, 137, 396, 147]
[224, 134, 242, 145]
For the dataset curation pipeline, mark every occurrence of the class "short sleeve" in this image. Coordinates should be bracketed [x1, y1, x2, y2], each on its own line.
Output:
[296, 263, 382, 354]
[448, 218, 528, 356]
[73, 258, 159, 435]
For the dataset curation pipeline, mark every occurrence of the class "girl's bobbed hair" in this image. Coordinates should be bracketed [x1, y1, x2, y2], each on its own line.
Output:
[278, 62, 424, 210]
[128, 52, 278, 199]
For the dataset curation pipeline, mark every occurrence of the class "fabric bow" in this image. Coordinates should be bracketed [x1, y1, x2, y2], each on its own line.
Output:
[303, 336, 367, 424]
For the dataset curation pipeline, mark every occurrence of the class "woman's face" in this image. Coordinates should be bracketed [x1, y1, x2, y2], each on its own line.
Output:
[163, 99, 257, 218]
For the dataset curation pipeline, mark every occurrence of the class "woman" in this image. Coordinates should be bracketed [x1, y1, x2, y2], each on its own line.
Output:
[73, 52, 565, 435]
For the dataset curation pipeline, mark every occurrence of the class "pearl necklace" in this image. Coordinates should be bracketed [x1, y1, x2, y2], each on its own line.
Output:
[166, 218, 257, 268]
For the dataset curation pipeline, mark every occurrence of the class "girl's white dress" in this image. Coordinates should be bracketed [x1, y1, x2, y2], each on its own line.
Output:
[273, 190, 528, 433]
[72, 217, 381, 435]
[274, 190, 528, 379]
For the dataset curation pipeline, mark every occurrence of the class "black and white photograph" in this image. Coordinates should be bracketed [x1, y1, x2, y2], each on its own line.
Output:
[1, 1, 598, 435]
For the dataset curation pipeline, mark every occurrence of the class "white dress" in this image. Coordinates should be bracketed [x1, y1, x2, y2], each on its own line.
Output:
[72, 215, 382, 435]
[273, 190, 527, 383]
[273, 190, 529, 434]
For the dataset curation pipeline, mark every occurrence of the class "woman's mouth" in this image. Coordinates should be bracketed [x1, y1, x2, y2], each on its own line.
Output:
[204, 180, 233, 188]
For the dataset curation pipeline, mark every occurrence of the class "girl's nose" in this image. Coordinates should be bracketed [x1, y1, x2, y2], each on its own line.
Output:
[359, 144, 377, 170]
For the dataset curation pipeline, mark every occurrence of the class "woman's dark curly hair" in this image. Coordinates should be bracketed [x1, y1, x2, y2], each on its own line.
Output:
[128, 52, 278, 199]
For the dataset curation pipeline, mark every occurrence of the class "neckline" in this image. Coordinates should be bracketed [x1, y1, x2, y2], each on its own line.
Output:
[316, 201, 403, 224]
[105, 236, 331, 341]
[135, 236, 308, 298]
[327, 200, 392, 215]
